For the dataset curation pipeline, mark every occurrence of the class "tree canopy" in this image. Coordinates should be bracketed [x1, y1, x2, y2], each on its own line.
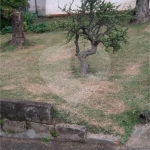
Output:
[60, 0, 129, 75]
[0, 0, 28, 18]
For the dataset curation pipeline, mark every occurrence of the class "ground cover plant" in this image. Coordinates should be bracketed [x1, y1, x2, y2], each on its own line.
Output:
[0, 17, 149, 144]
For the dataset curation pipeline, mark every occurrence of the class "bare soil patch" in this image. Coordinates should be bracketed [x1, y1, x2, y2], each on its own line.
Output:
[144, 24, 150, 32]
[104, 99, 127, 115]
[84, 82, 121, 110]
[46, 49, 72, 63]
[123, 63, 141, 75]
[25, 84, 52, 95]
[1, 85, 17, 90]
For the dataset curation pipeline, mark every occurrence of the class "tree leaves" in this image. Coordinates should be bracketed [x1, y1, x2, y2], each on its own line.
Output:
[60, 0, 129, 52]
[0, 0, 29, 18]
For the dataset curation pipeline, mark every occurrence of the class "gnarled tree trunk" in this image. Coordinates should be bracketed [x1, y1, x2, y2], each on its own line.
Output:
[77, 52, 90, 76]
[132, 0, 150, 23]
[76, 44, 97, 76]
[9, 11, 30, 48]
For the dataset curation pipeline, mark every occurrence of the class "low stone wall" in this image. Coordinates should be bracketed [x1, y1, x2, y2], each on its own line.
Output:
[0, 98, 53, 124]
[0, 98, 119, 146]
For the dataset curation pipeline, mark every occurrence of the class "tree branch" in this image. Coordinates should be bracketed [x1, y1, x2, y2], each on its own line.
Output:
[74, 33, 80, 54]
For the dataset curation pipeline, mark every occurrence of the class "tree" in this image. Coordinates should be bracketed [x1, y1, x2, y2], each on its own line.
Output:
[60, 0, 128, 76]
[131, 0, 150, 23]
[0, 0, 31, 48]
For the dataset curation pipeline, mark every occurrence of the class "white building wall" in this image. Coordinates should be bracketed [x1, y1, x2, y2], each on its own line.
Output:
[28, 0, 145, 16]
[107, 0, 135, 9]
[45, 0, 81, 15]
[45, 0, 136, 16]
[28, 0, 46, 16]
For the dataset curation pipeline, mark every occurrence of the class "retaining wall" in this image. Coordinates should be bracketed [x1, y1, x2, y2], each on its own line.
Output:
[0, 98, 119, 146]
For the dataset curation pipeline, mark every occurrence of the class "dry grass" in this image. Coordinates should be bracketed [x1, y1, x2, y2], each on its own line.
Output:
[0, 22, 149, 142]
[24, 84, 52, 95]
[144, 24, 150, 32]
[123, 63, 141, 75]
[1, 85, 17, 90]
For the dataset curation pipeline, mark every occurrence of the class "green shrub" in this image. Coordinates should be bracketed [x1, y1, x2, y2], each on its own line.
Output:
[40, 137, 51, 143]
[27, 22, 50, 33]
[0, 16, 11, 29]
[50, 130, 59, 137]
[23, 12, 37, 25]
[0, 18, 68, 34]
[0, 26, 12, 34]
[0, 119, 4, 125]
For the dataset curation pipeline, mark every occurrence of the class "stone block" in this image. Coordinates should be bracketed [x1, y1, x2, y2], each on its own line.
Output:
[86, 133, 119, 146]
[126, 124, 150, 148]
[0, 98, 53, 124]
[29, 122, 54, 133]
[55, 124, 86, 142]
[2, 119, 26, 133]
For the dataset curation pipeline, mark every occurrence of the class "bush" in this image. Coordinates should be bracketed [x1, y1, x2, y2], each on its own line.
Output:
[27, 20, 67, 33]
[27, 22, 51, 33]
[0, 26, 12, 34]
[0, 16, 11, 29]
[0, 18, 68, 34]
[23, 12, 37, 25]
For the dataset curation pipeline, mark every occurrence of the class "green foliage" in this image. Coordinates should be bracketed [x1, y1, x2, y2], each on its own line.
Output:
[0, 16, 11, 29]
[23, 12, 37, 25]
[27, 21, 67, 33]
[1, 12, 37, 34]
[0, 0, 29, 18]
[0, 0, 29, 34]
[0, 26, 12, 34]
[0, 22, 51, 34]
[53, 107, 71, 123]
[50, 130, 59, 137]
[60, 0, 130, 52]
[0, 119, 4, 125]
[27, 22, 50, 33]
[40, 137, 51, 143]
[113, 109, 140, 144]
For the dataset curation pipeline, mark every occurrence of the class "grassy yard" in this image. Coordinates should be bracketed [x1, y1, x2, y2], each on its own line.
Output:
[0, 20, 149, 144]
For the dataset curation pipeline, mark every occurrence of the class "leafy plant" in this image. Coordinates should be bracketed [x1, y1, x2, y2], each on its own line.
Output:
[0, 119, 4, 125]
[27, 22, 50, 33]
[0, 0, 29, 18]
[23, 12, 37, 25]
[50, 130, 59, 137]
[40, 137, 51, 143]
[0, 26, 12, 34]
[0, 16, 11, 29]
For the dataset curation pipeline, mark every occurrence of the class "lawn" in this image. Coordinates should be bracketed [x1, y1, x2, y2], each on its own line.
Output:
[0, 20, 150, 143]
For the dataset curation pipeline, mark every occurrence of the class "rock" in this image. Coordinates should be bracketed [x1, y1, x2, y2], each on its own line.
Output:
[86, 133, 119, 146]
[0, 98, 53, 124]
[35, 132, 53, 139]
[56, 124, 87, 142]
[11, 129, 36, 139]
[25, 129, 36, 138]
[0, 128, 5, 136]
[126, 124, 150, 148]
[2, 119, 26, 133]
[29, 122, 54, 133]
